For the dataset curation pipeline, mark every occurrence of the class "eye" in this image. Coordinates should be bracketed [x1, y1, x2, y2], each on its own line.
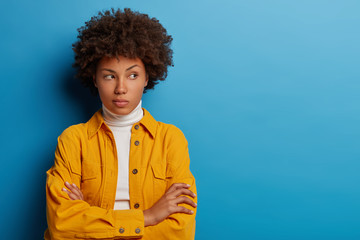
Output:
[129, 73, 138, 80]
[104, 74, 115, 80]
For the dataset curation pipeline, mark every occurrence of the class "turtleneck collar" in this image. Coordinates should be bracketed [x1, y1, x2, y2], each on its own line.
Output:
[102, 100, 143, 127]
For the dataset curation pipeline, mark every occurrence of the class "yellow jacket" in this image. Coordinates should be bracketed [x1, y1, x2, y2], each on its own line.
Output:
[44, 108, 197, 239]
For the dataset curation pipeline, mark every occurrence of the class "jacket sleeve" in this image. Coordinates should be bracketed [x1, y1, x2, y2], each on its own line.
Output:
[45, 128, 144, 239]
[146, 126, 197, 240]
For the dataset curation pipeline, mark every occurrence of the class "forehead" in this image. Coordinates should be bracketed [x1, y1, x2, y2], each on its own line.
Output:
[97, 55, 144, 70]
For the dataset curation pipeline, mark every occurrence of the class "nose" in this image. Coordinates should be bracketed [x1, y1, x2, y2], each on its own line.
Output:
[115, 79, 127, 95]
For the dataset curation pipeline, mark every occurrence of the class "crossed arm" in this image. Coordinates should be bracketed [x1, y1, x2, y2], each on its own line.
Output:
[62, 181, 197, 227]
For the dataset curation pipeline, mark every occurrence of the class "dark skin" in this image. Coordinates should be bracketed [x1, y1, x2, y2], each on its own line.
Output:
[62, 182, 196, 226]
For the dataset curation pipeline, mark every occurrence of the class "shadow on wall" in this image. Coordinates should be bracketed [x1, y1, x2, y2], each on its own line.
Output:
[62, 66, 101, 120]
[38, 66, 101, 238]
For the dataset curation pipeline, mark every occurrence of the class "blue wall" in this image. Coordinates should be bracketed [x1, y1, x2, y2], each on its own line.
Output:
[0, 0, 359, 239]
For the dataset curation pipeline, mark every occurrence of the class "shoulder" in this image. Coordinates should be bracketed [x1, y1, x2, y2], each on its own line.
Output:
[142, 108, 187, 144]
[156, 121, 188, 147]
[58, 110, 102, 142]
[155, 122, 191, 171]
[55, 124, 88, 160]
[58, 123, 87, 143]
[157, 121, 185, 137]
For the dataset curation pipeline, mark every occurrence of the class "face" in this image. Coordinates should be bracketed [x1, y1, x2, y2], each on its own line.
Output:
[94, 56, 148, 115]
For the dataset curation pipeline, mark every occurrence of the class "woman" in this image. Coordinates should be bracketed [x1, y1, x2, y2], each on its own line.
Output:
[44, 8, 197, 240]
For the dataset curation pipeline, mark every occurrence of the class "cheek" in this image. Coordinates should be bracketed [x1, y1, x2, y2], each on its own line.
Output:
[136, 85, 146, 97]
[128, 82, 145, 94]
[97, 84, 112, 99]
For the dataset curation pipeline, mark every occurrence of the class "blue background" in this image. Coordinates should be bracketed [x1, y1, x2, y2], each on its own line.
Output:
[0, 0, 359, 239]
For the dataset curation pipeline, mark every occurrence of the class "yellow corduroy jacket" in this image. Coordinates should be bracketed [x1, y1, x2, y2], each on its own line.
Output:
[44, 108, 197, 239]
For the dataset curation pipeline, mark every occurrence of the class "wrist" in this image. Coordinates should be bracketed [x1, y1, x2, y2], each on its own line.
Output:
[143, 209, 154, 227]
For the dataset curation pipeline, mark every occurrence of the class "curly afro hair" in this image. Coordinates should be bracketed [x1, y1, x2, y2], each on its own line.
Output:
[72, 8, 173, 94]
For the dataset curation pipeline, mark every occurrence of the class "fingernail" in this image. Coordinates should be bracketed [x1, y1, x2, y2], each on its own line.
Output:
[186, 184, 191, 187]
[195, 203, 197, 207]
[62, 188, 66, 191]
[190, 210, 194, 214]
[72, 183, 76, 187]
[65, 181, 69, 185]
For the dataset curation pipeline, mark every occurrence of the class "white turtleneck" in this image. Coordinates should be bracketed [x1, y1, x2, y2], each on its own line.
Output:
[102, 101, 143, 210]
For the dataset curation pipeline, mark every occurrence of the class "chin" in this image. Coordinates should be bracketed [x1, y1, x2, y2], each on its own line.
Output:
[105, 103, 137, 116]
[113, 108, 132, 115]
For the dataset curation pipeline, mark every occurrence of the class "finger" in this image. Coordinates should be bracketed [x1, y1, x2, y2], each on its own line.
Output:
[62, 187, 71, 195]
[173, 196, 197, 208]
[69, 192, 81, 200]
[172, 206, 194, 215]
[167, 183, 190, 194]
[65, 181, 74, 190]
[71, 183, 84, 199]
[62, 183, 82, 200]
[170, 188, 196, 198]
[65, 182, 83, 199]
[62, 188, 81, 200]
[65, 182, 77, 193]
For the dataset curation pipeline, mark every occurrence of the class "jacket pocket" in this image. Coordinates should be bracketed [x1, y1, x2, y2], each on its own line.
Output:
[69, 162, 99, 181]
[81, 162, 99, 181]
[151, 162, 166, 180]
[151, 162, 172, 202]
[80, 162, 101, 204]
[151, 161, 174, 179]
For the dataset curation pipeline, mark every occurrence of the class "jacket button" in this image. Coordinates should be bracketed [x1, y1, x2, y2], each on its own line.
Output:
[134, 140, 140, 146]
[132, 169, 138, 174]
[134, 125, 139, 130]
[119, 228, 125, 233]
[134, 203, 140, 209]
[135, 228, 141, 234]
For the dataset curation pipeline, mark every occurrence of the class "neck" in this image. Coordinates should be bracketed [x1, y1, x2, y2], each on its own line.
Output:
[102, 100, 143, 127]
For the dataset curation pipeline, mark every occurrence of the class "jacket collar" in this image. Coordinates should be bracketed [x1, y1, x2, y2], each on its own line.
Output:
[87, 108, 157, 139]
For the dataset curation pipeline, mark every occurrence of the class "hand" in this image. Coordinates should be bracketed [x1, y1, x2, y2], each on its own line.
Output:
[143, 183, 197, 227]
[62, 182, 84, 200]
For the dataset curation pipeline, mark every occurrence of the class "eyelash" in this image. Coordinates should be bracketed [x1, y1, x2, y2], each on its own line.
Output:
[104, 74, 115, 80]
[102, 73, 138, 80]
[129, 73, 138, 80]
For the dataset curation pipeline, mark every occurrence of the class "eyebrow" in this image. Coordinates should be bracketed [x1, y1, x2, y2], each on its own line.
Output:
[126, 64, 140, 71]
[100, 65, 140, 73]
[100, 68, 116, 73]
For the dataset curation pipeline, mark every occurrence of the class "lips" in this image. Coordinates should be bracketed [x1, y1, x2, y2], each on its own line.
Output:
[113, 99, 129, 107]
